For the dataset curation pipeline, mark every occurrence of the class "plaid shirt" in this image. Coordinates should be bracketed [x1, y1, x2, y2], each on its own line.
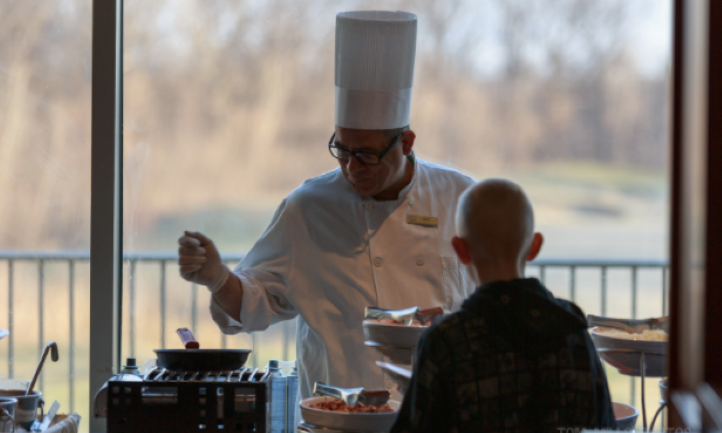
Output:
[391, 278, 616, 433]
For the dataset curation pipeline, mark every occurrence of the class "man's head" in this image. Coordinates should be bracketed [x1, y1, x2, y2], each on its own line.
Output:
[451, 179, 543, 285]
[333, 126, 416, 200]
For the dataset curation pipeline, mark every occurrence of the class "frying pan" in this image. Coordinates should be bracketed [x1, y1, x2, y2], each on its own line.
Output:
[154, 327, 251, 371]
[154, 348, 251, 371]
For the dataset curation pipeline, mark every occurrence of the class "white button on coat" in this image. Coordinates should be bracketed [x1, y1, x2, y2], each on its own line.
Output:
[210, 158, 475, 401]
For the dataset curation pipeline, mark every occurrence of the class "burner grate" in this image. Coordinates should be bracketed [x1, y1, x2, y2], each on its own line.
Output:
[107, 367, 269, 432]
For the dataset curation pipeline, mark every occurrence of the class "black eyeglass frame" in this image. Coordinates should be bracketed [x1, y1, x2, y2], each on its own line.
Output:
[328, 131, 405, 165]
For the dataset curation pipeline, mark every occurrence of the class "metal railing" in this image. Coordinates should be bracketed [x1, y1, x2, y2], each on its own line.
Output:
[0, 251, 669, 419]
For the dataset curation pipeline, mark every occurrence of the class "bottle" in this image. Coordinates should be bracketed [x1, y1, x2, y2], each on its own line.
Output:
[120, 357, 142, 377]
[267, 360, 287, 433]
[286, 365, 299, 432]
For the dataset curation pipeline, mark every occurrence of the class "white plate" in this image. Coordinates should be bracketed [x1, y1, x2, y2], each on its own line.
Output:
[591, 328, 667, 377]
[613, 401, 638, 430]
[300, 396, 400, 432]
[362, 321, 426, 348]
[0, 330, 8, 340]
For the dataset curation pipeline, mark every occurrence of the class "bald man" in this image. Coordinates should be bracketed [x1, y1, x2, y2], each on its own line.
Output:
[391, 179, 616, 433]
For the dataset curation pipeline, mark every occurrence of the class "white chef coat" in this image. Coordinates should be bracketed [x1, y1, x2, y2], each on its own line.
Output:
[210, 157, 476, 400]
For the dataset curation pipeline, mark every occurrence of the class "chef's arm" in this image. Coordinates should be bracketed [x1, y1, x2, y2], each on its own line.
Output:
[211, 273, 243, 322]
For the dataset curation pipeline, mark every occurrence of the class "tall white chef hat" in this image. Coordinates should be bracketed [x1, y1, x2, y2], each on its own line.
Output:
[335, 11, 417, 130]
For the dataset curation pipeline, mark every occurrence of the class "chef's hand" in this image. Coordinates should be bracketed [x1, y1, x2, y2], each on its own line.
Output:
[178, 231, 230, 293]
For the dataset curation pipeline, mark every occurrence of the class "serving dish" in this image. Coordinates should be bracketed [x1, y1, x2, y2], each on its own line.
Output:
[613, 401, 639, 430]
[590, 327, 667, 377]
[362, 321, 426, 348]
[300, 396, 400, 432]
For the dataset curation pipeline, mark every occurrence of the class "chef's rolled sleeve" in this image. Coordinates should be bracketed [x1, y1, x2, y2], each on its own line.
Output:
[209, 198, 299, 334]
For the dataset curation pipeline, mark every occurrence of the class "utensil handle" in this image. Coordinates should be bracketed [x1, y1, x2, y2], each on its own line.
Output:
[176, 327, 199, 349]
[27, 343, 59, 395]
[27, 350, 49, 395]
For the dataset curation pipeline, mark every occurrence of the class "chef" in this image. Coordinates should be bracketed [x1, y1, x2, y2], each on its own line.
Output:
[178, 10, 476, 400]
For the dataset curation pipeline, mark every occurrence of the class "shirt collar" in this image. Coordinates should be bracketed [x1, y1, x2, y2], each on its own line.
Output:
[390, 153, 417, 202]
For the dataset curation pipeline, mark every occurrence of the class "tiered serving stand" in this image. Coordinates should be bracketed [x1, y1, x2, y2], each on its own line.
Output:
[591, 328, 668, 432]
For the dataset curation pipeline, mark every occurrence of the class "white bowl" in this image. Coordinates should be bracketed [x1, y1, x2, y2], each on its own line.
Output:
[300, 396, 400, 432]
[362, 321, 426, 348]
[613, 401, 639, 430]
[591, 328, 667, 377]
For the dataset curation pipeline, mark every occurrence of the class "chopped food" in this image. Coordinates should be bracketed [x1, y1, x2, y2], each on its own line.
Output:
[595, 327, 668, 341]
[370, 318, 425, 327]
[310, 400, 395, 413]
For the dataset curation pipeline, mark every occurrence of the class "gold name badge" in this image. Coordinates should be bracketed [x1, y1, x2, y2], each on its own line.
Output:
[407, 215, 438, 227]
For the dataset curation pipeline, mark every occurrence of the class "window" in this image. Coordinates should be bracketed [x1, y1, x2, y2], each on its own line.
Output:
[0, 0, 92, 424]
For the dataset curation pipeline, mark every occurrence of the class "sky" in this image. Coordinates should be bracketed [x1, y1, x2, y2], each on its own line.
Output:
[628, 0, 672, 77]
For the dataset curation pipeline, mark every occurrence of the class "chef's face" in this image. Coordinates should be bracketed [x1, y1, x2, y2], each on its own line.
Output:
[334, 127, 416, 200]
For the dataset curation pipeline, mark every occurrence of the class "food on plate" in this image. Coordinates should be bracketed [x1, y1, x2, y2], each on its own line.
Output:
[368, 318, 425, 327]
[309, 400, 395, 413]
[594, 326, 668, 341]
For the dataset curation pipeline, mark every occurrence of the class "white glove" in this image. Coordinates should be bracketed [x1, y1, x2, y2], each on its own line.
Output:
[178, 231, 230, 293]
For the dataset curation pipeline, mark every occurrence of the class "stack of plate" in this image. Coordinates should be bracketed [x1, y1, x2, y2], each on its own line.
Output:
[299, 396, 401, 433]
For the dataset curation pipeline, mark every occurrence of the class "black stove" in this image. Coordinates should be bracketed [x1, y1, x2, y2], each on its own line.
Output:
[106, 367, 269, 433]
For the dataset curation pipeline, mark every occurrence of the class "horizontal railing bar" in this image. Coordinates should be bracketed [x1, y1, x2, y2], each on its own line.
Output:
[531, 258, 667, 267]
[0, 252, 666, 268]
[0, 251, 247, 262]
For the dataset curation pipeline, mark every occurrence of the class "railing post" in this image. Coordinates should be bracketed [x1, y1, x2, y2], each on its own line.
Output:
[69, 260, 75, 413]
[540, 266, 546, 285]
[160, 260, 166, 349]
[130, 259, 136, 358]
[663, 266, 669, 316]
[38, 259, 44, 392]
[283, 320, 290, 362]
[192, 283, 198, 337]
[632, 266, 638, 319]
[251, 333, 257, 368]
[7, 259, 13, 379]
[570, 266, 576, 302]
[601, 266, 608, 317]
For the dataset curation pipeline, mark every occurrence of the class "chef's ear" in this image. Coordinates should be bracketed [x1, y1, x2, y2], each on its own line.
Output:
[401, 129, 416, 155]
[526, 232, 544, 261]
[452, 236, 472, 265]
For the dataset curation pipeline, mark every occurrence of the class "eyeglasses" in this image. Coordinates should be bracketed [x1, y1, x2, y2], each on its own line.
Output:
[328, 131, 404, 165]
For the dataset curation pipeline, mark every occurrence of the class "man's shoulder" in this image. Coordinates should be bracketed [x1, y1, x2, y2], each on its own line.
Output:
[417, 159, 475, 182]
[423, 308, 475, 342]
[285, 168, 348, 203]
